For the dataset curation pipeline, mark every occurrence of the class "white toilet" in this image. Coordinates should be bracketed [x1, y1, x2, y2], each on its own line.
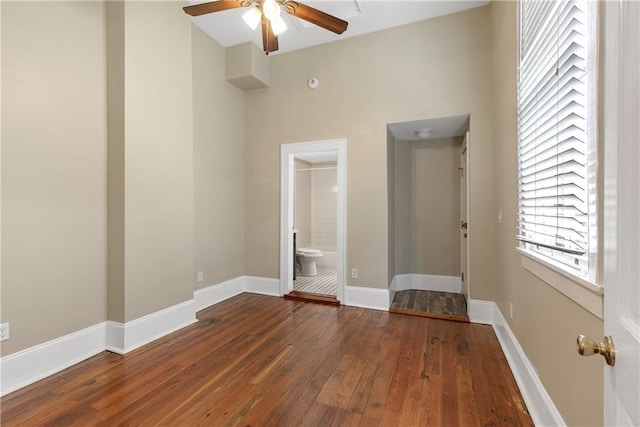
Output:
[296, 248, 323, 276]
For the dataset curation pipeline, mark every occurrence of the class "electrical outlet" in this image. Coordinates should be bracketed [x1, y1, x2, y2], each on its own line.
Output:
[197, 272, 203, 282]
[0, 322, 9, 341]
[351, 268, 358, 279]
[498, 210, 503, 224]
[509, 303, 514, 319]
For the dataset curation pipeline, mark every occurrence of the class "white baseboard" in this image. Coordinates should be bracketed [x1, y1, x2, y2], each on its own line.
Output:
[1, 276, 281, 396]
[244, 276, 280, 296]
[194, 277, 245, 312]
[394, 273, 462, 293]
[344, 285, 390, 311]
[470, 299, 565, 426]
[0, 322, 106, 396]
[106, 299, 197, 354]
[105, 321, 125, 353]
[468, 299, 496, 324]
[0, 279, 564, 427]
[1, 298, 197, 395]
[196, 277, 388, 313]
[194, 276, 280, 313]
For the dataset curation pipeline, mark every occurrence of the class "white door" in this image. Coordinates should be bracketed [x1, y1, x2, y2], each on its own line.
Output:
[602, 1, 640, 425]
[459, 132, 469, 301]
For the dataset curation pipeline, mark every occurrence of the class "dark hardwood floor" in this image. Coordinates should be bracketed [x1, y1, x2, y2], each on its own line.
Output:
[0, 293, 532, 426]
[284, 290, 340, 305]
[390, 290, 470, 322]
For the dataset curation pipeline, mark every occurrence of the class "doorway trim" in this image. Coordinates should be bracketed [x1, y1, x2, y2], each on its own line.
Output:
[280, 139, 347, 302]
[461, 131, 471, 300]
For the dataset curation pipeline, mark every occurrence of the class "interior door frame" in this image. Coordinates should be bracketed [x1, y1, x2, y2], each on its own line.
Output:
[460, 131, 471, 300]
[279, 139, 347, 302]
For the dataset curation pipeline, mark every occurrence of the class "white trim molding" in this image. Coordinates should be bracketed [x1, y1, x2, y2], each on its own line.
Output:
[194, 276, 280, 313]
[393, 273, 462, 294]
[106, 300, 197, 354]
[0, 279, 282, 396]
[344, 285, 390, 311]
[194, 277, 246, 311]
[197, 277, 389, 313]
[1, 299, 198, 395]
[468, 299, 496, 325]
[1, 280, 565, 427]
[0, 322, 107, 396]
[470, 299, 566, 426]
[105, 321, 125, 353]
[244, 276, 280, 297]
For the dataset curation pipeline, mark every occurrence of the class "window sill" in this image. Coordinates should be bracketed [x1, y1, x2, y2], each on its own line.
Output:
[516, 247, 604, 319]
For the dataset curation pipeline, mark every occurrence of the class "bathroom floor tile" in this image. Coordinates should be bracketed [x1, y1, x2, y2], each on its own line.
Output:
[294, 266, 337, 296]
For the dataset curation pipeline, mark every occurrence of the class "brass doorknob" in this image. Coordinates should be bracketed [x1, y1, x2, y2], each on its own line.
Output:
[577, 335, 616, 366]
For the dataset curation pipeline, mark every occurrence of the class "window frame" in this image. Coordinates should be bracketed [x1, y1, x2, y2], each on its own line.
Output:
[516, 0, 603, 317]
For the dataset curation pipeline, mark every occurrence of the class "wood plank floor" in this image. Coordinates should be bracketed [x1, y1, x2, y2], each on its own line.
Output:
[0, 293, 532, 426]
[284, 290, 340, 305]
[390, 290, 469, 322]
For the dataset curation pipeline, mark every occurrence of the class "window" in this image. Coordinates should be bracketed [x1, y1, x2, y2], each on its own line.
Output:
[517, 0, 598, 281]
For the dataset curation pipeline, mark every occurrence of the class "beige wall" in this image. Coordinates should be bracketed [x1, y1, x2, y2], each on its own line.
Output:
[393, 139, 412, 275]
[107, 1, 198, 323]
[411, 137, 461, 276]
[1, 1, 108, 355]
[245, 6, 496, 294]
[393, 137, 461, 277]
[192, 25, 245, 289]
[121, 1, 194, 322]
[106, 0, 126, 323]
[490, 2, 604, 425]
[1, 0, 234, 352]
[0, 0, 3, 335]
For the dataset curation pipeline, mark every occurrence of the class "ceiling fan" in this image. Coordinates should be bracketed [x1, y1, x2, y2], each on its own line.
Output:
[183, 0, 349, 55]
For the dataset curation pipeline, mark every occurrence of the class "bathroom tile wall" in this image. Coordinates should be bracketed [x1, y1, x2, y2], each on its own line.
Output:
[311, 163, 337, 252]
[294, 158, 311, 248]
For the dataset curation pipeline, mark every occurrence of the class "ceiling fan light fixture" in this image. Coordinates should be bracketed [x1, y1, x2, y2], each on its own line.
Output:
[271, 15, 288, 35]
[242, 6, 262, 30]
[262, 0, 281, 21]
[182, 0, 349, 55]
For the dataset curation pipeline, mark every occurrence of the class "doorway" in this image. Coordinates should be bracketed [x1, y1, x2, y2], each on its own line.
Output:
[280, 139, 347, 303]
[386, 115, 471, 321]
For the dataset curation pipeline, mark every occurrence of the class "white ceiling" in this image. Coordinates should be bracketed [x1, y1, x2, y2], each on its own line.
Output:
[188, 0, 490, 55]
[387, 114, 470, 141]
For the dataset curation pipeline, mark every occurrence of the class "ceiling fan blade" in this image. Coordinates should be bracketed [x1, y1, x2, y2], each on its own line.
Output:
[261, 16, 279, 54]
[283, 1, 348, 35]
[183, 0, 246, 17]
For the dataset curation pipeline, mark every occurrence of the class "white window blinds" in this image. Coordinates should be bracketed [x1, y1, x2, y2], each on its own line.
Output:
[517, 0, 596, 274]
